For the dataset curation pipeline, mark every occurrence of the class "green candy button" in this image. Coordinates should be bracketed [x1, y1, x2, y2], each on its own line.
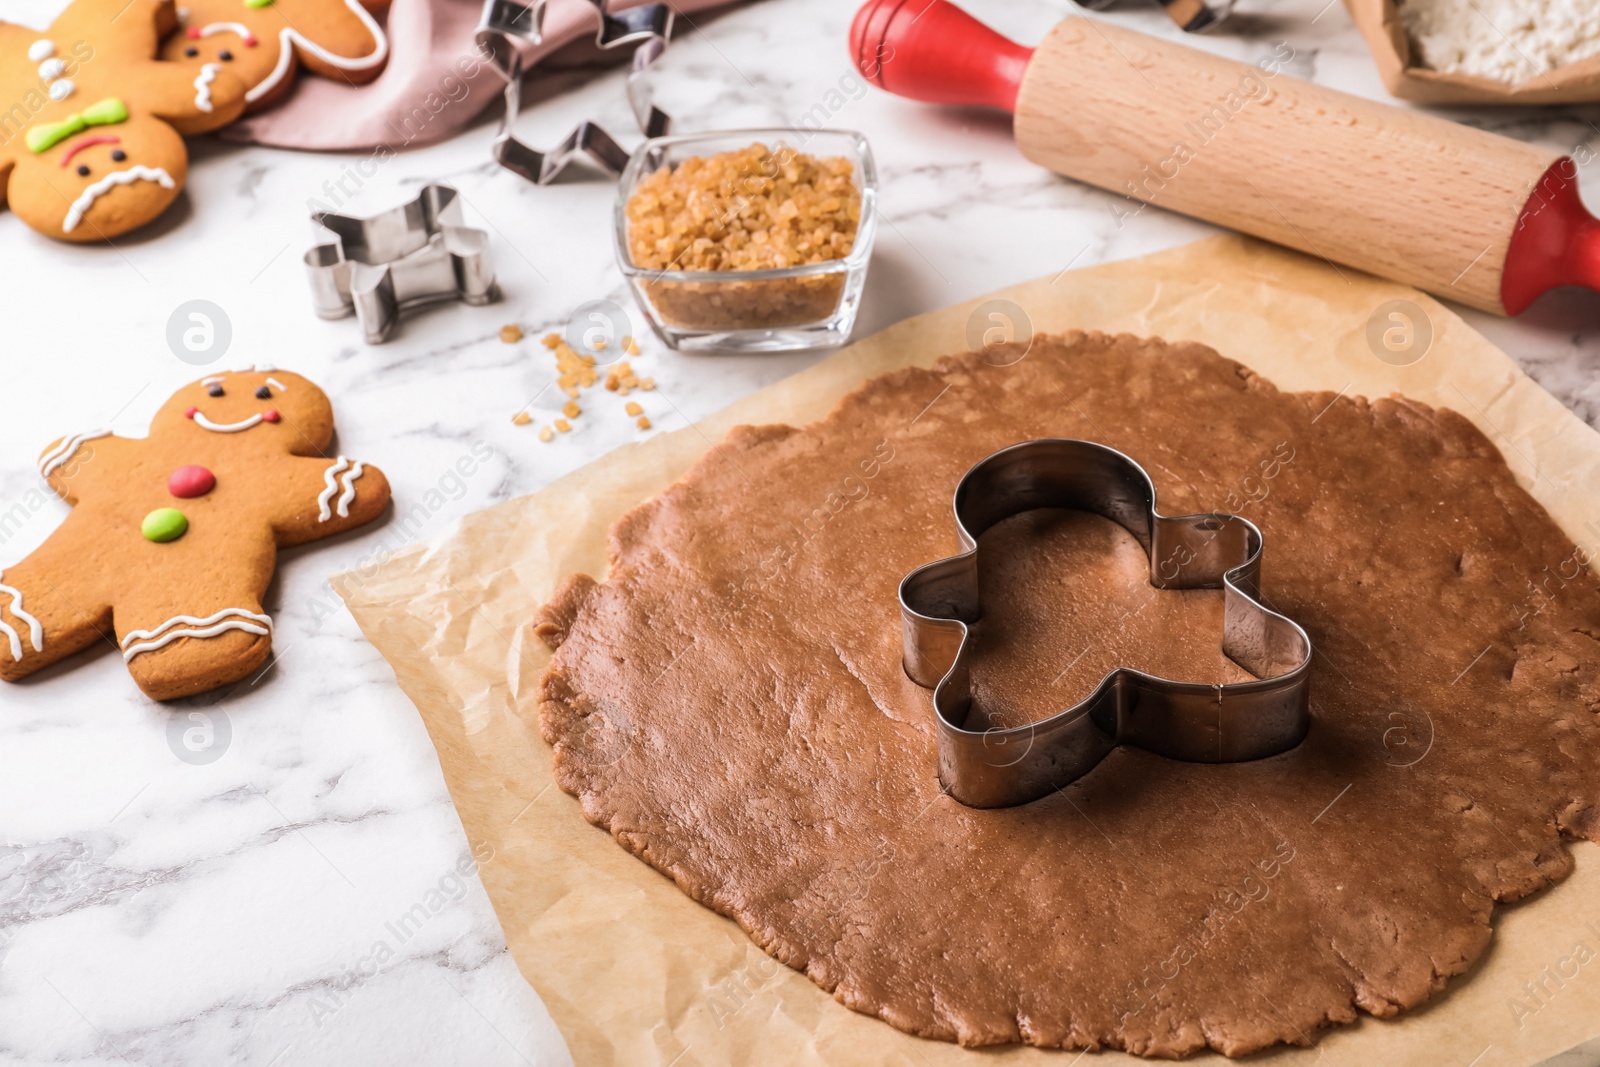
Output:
[141, 507, 189, 543]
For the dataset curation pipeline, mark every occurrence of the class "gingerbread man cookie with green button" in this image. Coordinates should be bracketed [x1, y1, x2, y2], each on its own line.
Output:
[0, 0, 248, 241]
[0, 369, 391, 701]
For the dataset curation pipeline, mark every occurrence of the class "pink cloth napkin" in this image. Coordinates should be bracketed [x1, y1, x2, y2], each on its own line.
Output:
[224, 0, 735, 150]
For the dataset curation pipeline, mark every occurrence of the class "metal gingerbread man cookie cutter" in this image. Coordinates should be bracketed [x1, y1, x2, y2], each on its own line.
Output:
[899, 439, 1312, 808]
[475, 0, 673, 184]
[304, 183, 500, 344]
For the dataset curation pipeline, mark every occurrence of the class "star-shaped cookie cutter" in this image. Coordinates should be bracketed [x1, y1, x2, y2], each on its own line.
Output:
[475, 0, 673, 184]
[899, 439, 1312, 808]
[304, 183, 500, 344]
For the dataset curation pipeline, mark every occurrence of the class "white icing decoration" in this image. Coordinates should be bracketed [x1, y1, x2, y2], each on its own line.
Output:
[28, 40, 55, 63]
[0, 573, 43, 658]
[48, 79, 74, 102]
[62, 167, 175, 233]
[196, 21, 251, 39]
[317, 457, 350, 521]
[39, 429, 110, 477]
[0, 617, 18, 662]
[192, 411, 262, 433]
[234, 363, 275, 372]
[120, 609, 272, 661]
[335, 460, 364, 518]
[266, 377, 286, 391]
[193, 63, 219, 112]
[201, 376, 225, 386]
[244, 0, 388, 103]
[38, 58, 64, 79]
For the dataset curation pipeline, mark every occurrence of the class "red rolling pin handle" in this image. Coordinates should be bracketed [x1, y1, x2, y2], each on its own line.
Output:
[1504, 161, 1600, 315]
[850, 0, 1032, 111]
[850, 0, 1600, 317]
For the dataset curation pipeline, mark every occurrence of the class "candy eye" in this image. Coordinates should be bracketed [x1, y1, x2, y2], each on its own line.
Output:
[111, 149, 126, 162]
[219, 50, 233, 61]
[208, 384, 225, 397]
[185, 46, 198, 57]
[76, 164, 89, 176]
[255, 385, 271, 399]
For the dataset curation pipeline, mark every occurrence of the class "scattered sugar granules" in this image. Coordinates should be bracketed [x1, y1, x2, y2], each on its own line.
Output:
[605, 361, 646, 395]
[500, 324, 524, 343]
[517, 327, 659, 440]
[1400, 0, 1600, 83]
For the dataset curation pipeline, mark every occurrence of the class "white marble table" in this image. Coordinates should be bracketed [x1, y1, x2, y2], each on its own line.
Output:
[2, 0, 1599, 1063]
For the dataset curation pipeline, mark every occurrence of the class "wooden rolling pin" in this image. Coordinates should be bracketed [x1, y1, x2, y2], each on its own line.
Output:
[850, 0, 1600, 315]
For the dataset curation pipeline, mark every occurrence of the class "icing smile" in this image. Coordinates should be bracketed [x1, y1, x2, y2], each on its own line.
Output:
[62, 165, 176, 233]
[185, 407, 281, 432]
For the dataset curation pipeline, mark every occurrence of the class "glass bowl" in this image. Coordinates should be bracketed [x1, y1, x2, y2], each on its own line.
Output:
[613, 128, 877, 354]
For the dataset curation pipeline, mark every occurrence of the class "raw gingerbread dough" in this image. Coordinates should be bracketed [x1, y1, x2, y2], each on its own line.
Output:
[533, 333, 1600, 1057]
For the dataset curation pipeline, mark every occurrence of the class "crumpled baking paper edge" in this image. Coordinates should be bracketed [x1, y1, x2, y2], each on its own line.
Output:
[1342, 0, 1600, 105]
[333, 234, 1600, 1066]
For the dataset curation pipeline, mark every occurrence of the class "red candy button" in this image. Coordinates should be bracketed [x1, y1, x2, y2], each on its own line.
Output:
[262, 409, 281, 423]
[168, 464, 216, 498]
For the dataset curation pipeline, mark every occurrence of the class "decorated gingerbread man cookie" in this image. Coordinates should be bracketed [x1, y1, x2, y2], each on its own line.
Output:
[160, 0, 389, 112]
[0, 0, 248, 241]
[0, 369, 391, 701]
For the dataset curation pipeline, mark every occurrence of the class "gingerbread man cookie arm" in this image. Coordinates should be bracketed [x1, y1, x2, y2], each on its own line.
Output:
[37, 429, 130, 504]
[121, 56, 248, 134]
[0, 512, 115, 684]
[276, 0, 389, 81]
[270, 454, 391, 547]
[0, 23, 36, 182]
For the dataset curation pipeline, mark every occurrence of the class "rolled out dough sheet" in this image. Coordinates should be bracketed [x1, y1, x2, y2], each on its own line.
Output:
[335, 235, 1600, 1066]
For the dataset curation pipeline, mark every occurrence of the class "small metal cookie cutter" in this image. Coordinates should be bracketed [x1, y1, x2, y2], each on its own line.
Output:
[475, 0, 673, 184]
[305, 183, 500, 344]
[1074, 0, 1234, 33]
[899, 439, 1311, 808]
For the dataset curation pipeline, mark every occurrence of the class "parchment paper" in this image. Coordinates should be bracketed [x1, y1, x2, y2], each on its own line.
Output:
[333, 235, 1600, 1066]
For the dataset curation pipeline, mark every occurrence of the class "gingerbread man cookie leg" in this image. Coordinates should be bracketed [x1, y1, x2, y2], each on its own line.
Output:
[0, 522, 114, 684]
[0, 369, 391, 700]
[119, 599, 274, 700]
[0, 431, 122, 679]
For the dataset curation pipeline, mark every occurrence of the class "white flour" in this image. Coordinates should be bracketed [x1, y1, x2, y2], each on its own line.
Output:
[1399, 0, 1600, 83]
